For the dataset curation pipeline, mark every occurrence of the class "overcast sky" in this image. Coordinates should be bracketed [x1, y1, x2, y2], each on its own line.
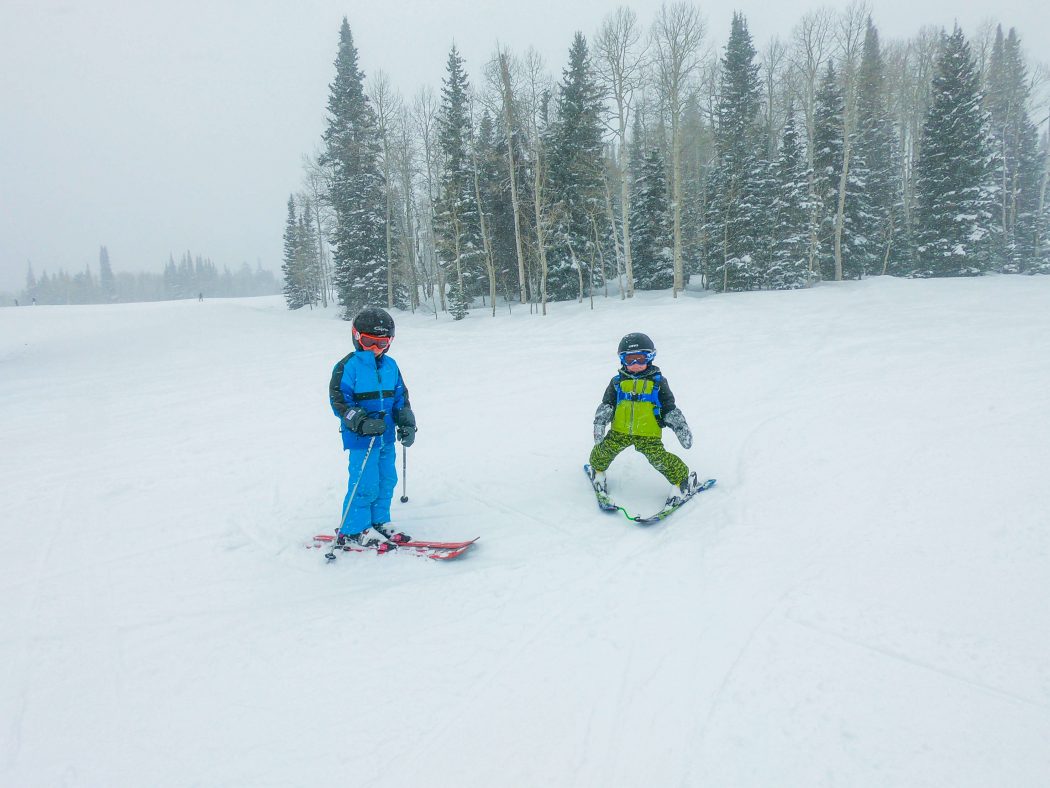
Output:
[1, 0, 1046, 293]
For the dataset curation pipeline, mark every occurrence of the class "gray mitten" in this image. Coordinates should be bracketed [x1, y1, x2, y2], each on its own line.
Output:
[593, 403, 613, 444]
[663, 408, 693, 449]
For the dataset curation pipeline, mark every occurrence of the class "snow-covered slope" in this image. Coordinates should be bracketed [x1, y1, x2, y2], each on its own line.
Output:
[2, 277, 1048, 787]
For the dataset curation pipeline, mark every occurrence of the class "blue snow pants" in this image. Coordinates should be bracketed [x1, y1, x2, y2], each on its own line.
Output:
[339, 437, 398, 536]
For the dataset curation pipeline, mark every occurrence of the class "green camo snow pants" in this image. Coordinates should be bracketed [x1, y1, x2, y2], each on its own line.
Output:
[589, 430, 688, 486]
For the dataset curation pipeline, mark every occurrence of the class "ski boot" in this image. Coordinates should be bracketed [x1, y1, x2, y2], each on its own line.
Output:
[587, 466, 608, 494]
[350, 527, 398, 554]
[665, 471, 699, 508]
[372, 522, 411, 544]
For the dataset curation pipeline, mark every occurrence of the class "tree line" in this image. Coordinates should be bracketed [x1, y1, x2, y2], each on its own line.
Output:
[282, 2, 1050, 319]
[15, 247, 279, 306]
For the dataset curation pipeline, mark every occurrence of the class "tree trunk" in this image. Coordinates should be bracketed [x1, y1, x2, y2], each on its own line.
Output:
[499, 54, 528, 305]
[472, 153, 497, 316]
[833, 134, 852, 281]
[671, 108, 684, 297]
[619, 133, 635, 297]
[602, 175, 621, 299]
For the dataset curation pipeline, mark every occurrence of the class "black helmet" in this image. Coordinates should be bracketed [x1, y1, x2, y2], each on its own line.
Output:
[352, 306, 395, 353]
[618, 332, 655, 354]
[353, 306, 395, 337]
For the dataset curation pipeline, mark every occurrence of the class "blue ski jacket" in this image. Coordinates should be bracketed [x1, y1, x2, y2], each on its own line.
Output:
[329, 351, 410, 451]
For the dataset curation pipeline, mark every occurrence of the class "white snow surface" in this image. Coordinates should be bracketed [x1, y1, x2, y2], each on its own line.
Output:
[2, 276, 1049, 787]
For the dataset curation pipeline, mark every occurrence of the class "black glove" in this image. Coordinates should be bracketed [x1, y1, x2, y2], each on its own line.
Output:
[344, 408, 386, 436]
[395, 407, 417, 447]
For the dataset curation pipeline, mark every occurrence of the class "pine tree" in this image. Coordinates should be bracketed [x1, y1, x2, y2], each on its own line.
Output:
[630, 147, 673, 289]
[852, 20, 901, 276]
[915, 27, 999, 276]
[435, 45, 482, 312]
[708, 14, 765, 292]
[281, 196, 310, 309]
[299, 203, 322, 305]
[546, 32, 606, 301]
[767, 112, 812, 289]
[98, 245, 117, 302]
[25, 262, 37, 302]
[680, 92, 712, 282]
[322, 18, 388, 318]
[812, 61, 844, 281]
[476, 109, 519, 300]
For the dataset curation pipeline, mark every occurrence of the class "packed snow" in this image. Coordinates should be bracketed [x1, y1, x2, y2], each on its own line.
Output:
[1, 276, 1048, 787]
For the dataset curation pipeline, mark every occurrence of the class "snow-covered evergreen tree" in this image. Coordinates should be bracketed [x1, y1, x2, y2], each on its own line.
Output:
[98, 246, 117, 302]
[546, 32, 606, 301]
[767, 112, 812, 289]
[282, 196, 312, 309]
[851, 20, 901, 277]
[812, 62, 844, 281]
[322, 18, 388, 318]
[435, 45, 482, 311]
[299, 202, 323, 305]
[914, 27, 999, 277]
[708, 14, 765, 292]
[630, 147, 673, 290]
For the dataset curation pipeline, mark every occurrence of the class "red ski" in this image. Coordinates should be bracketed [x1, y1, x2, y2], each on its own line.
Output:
[309, 533, 478, 561]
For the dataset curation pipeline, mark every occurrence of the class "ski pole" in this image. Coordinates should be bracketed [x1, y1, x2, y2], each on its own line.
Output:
[326, 436, 377, 560]
[400, 447, 409, 503]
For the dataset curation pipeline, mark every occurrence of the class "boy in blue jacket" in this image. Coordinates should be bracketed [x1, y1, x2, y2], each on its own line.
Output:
[329, 306, 417, 553]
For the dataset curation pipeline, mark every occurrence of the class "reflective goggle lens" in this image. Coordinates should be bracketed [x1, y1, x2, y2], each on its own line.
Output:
[621, 351, 653, 366]
[358, 331, 391, 350]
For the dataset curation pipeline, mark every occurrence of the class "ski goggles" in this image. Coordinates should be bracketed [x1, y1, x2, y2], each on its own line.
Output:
[354, 329, 392, 351]
[620, 350, 655, 367]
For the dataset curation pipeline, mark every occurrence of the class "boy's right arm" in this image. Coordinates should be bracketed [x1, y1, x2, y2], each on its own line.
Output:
[329, 354, 354, 420]
[593, 378, 618, 443]
[329, 353, 373, 433]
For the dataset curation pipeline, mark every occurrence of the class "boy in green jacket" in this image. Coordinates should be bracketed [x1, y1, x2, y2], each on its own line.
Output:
[589, 332, 697, 506]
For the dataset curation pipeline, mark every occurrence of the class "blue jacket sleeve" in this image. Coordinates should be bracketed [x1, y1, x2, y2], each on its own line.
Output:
[329, 352, 356, 419]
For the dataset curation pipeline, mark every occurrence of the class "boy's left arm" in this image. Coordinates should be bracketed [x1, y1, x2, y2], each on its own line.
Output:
[659, 377, 693, 450]
[393, 368, 416, 447]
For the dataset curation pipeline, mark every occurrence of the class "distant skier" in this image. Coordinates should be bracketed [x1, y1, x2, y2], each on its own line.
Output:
[589, 333, 698, 507]
[329, 306, 417, 552]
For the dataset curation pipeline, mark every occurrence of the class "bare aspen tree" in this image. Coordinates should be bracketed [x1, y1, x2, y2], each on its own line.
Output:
[790, 9, 833, 276]
[468, 91, 498, 316]
[652, 2, 706, 297]
[831, 2, 869, 281]
[523, 47, 553, 314]
[761, 37, 788, 160]
[972, 18, 999, 82]
[369, 71, 403, 307]
[601, 163, 625, 298]
[894, 28, 941, 246]
[412, 86, 441, 317]
[301, 150, 335, 307]
[496, 48, 529, 305]
[394, 104, 419, 310]
[1028, 70, 1049, 261]
[595, 6, 646, 298]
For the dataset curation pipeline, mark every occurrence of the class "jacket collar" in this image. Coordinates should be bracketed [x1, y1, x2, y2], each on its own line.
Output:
[619, 364, 660, 380]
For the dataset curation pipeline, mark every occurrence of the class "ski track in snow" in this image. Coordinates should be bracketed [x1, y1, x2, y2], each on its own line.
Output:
[2, 278, 1049, 787]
